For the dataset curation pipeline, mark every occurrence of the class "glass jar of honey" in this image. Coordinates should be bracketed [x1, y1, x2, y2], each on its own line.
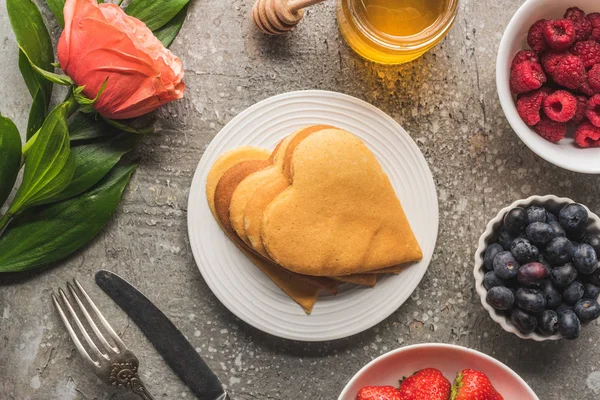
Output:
[337, 0, 459, 64]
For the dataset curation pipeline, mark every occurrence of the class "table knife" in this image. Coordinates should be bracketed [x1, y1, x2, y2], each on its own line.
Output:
[95, 270, 229, 400]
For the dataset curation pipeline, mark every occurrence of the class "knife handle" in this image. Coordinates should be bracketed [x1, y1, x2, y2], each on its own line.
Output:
[131, 377, 155, 400]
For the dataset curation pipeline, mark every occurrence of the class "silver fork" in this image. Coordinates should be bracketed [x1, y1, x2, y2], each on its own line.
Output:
[52, 279, 154, 400]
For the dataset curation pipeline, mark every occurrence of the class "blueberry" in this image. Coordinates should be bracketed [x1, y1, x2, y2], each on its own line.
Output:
[574, 299, 600, 322]
[510, 308, 538, 334]
[557, 303, 574, 314]
[493, 251, 520, 279]
[583, 234, 600, 255]
[548, 221, 566, 239]
[526, 205, 547, 224]
[537, 310, 559, 335]
[583, 282, 600, 300]
[563, 281, 585, 305]
[483, 271, 506, 290]
[541, 280, 563, 309]
[573, 244, 598, 274]
[510, 238, 539, 264]
[558, 309, 581, 340]
[538, 254, 551, 269]
[483, 243, 504, 271]
[498, 229, 515, 250]
[544, 237, 574, 265]
[546, 212, 558, 223]
[526, 222, 554, 245]
[504, 207, 528, 234]
[550, 263, 578, 288]
[585, 268, 600, 286]
[517, 262, 549, 287]
[486, 287, 515, 311]
[515, 288, 546, 313]
[559, 203, 588, 235]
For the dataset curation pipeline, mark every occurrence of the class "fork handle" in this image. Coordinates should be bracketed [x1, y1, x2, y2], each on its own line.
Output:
[131, 377, 155, 400]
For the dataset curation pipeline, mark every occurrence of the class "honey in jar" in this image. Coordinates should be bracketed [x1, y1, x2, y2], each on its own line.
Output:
[337, 0, 459, 64]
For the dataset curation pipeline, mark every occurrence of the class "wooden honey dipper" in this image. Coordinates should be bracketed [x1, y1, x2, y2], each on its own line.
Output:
[252, 0, 326, 35]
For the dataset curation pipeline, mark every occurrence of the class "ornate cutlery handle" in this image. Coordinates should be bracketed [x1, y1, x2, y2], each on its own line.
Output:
[130, 377, 155, 400]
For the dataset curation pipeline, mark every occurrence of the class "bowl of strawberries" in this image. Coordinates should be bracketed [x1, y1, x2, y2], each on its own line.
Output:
[338, 343, 538, 400]
[497, 0, 600, 173]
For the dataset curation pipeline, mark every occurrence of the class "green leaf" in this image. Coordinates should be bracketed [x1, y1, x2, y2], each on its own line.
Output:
[126, 0, 189, 31]
[74, 80, 107, 113]
[154, 4, 188, 47]
[27, 89, 47, 140]
[69, 113, 121, 142]
[0, 164, 137, 272]
[0, 116, 22, 209]
[8, 0, 54, 104]
[8, 102, 75, 214]
[20, 48, 74, 86]
[46, 0, 67, 28]
[103, 117, 154, 135]
[47, 133, 138, 203]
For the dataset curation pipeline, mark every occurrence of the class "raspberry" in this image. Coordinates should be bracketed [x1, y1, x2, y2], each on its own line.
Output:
[573, 94, 589, 124]
[528, 19, 549, 53]
[510, 61, 547, 94]
[541, 52, 568, 75]
[543, 19, 576, 51]
[571, 41, 600, 69]
[579, 80, 596, 96]
[533, 116, 567, 143]
[586, 94, 600, 127]
[589, 13, 600, 41]
[552, 55, 587, 89]
[589, 64, 600, 93]
[565, 7, 592, 41]
[575, 122, 600, 148]
[511, 50, 540, 70]
[543, 90, 577, 122]
[517, 89, 548, 125]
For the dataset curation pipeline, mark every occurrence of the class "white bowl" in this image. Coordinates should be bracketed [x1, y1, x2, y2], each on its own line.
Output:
[338, 343, 539, 400]
[497, 0, 600, 174]
[474, 195, 600, 341]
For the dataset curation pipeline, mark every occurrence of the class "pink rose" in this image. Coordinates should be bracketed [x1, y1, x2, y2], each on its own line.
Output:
[57, 0, 185, 119]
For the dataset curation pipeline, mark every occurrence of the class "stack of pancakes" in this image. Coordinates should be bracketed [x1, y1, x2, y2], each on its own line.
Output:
[206, 125, 422, 313]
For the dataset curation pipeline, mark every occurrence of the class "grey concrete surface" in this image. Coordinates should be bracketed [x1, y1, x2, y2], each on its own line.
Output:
[1, 0, 600, 399]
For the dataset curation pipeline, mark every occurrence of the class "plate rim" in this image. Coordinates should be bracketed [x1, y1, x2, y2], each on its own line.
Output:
[187, 89, 439, 341]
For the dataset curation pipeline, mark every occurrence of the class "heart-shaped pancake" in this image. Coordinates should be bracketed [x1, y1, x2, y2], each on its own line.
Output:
[206, 147, 320, 313]
[261, 128, 423, 276]
[230, 130, 300, 245]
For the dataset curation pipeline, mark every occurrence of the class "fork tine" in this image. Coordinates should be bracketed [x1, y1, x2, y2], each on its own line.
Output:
[52, 293, 99, 368]
[74, 278, 127, 351]
[67, 282, 119, 355]
[58, 288, 109, 362]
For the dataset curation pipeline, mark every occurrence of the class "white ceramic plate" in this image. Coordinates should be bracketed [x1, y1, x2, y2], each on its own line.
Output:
[338, 344, 539, 400]
[187, 90, 438, 341]
[497, 0, 600, 174]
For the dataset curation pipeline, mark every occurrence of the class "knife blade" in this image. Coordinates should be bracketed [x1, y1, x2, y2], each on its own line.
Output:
[95, 270, 229, 400]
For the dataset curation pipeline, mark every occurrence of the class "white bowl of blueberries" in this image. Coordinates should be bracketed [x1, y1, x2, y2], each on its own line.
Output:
[474, 195, 600, 341]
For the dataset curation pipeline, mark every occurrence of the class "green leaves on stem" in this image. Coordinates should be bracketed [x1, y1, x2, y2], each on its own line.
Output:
[6, 101, 76, 224]
[7, 0, 54, 111]
[0, 116, 22, 209]
[0, 164, 137, 272]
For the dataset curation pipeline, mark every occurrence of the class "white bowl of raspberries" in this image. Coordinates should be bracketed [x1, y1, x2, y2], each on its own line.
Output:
[497, 0, 600, 173]
[474, 195, 600, 341]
